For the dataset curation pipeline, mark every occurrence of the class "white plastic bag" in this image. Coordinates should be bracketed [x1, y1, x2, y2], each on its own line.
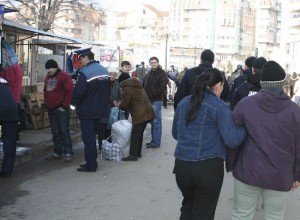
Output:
[101, 140, 122, 161]
[111, 120, 132, 157]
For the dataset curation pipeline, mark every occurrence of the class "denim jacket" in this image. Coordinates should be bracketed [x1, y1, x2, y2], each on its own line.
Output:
[172, 90, 246, 161]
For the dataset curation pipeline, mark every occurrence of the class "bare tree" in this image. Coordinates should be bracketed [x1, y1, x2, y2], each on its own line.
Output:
[1, 0, 98, 31]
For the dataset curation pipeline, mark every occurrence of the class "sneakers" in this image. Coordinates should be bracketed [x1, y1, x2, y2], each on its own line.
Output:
[46, 153, 61, 160]
[46, 153, 73, 162]
[63, 155, 73, 162]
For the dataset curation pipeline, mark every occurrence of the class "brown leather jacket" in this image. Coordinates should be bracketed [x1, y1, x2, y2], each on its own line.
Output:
[119, 78, 155, 125]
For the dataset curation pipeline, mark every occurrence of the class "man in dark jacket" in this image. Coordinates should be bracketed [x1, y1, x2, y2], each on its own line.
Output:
[231, 61, 300, 219]
[44, 59, 74, 162]
[174, 49, 231, 109]
[118, 61, 131, 84]
[231, 57, 267, 109]
[144, 57, 168, 148]
[0, 77, 19, 177]
[72, 48, 110, 172]
[230, 56, 256, 96]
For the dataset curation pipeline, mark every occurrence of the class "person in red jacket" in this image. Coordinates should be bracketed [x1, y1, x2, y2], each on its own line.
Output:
[43, 59, 74, 162]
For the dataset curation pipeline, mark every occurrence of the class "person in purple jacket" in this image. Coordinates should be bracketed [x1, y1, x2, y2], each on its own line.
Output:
[231, 61, 300, 220]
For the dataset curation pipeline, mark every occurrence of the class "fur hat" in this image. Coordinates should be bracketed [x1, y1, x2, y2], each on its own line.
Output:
[260, 61, 286, 89]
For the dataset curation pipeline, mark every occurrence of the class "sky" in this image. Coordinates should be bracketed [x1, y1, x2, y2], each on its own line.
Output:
[98, 0, 171, 11]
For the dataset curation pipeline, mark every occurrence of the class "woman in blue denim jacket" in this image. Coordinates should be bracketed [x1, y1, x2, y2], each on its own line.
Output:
[172, 68, 246, 219]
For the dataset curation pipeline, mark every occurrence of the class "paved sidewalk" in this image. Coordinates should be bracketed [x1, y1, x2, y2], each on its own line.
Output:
[0, 122, 82, 167]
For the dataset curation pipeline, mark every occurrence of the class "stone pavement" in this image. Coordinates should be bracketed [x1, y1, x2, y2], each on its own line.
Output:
[0, 121, 81, 167]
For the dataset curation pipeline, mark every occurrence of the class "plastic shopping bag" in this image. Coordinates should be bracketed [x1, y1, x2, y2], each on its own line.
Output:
[109, 107, 119, 127]
[108, 107, 126, 127]
[111, 120, 132, 156]
[101, 140, 122, 161]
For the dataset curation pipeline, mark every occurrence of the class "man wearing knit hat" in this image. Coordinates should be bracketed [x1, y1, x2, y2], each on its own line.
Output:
[231, 57, 267, 108]
[44, 59, 74, 162]
[230, 56, 256, 96]
[230, 61, 300, 219]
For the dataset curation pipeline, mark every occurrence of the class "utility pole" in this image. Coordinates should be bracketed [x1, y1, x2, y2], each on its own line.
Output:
[164, 33, 169, 70]
[194, 46, 197, 66]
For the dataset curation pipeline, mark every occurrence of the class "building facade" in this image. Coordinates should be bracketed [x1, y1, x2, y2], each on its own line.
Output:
[281, 0, 300, 74]
[169, 0, 257, 70]
[255, 0, 281, 60]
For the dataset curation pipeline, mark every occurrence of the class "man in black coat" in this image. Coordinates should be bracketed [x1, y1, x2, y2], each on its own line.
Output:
[0, 77, 19, 177]
[231, 57, 267, 109]
[230, 56, 256, 96]
[174, 49, 231, 110]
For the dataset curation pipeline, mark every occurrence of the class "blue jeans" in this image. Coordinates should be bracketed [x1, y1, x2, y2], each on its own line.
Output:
[151, 101, 162, 147]
[48, 109, 73, 156]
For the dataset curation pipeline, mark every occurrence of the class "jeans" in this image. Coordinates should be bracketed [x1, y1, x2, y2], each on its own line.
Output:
[129, 121, 148, 157]
[80, 118, 99, 170]
[48, 109, 73, 156]
[1, 121, 18, 174]
[232, 179, 288, 220]
[150, 101, 162, 147]
[174, 158, 224, 220]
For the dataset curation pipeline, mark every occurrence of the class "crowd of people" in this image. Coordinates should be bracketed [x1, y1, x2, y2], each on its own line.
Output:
[1, 46, 300, 220]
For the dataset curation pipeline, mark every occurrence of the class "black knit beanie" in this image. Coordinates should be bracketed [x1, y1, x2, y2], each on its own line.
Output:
[245, 56, 256, 68]
[45, 59, 58, 69]
[261, 61, 286, 89]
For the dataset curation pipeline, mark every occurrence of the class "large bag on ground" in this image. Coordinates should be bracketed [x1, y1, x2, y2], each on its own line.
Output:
[101, 140, 122, 161]
[111, 120, 132, 146]
[111, 120, 132, 156]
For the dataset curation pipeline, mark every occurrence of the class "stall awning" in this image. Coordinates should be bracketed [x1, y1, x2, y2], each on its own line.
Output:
[3, 19, 97, 45]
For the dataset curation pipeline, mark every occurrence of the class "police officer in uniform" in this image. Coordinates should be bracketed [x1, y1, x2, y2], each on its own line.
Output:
[72, 48, 110, 172]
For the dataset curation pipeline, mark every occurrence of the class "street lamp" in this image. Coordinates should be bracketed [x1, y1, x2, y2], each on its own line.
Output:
[156, 33, 179, 70]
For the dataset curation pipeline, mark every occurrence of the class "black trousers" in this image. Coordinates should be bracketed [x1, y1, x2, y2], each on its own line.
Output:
[1, 121, 18, 174]
[163, 93, 168, 108]
[174, 158, 224, 220]
[128, 121, 148, 158]
[96, 122, 111, 151]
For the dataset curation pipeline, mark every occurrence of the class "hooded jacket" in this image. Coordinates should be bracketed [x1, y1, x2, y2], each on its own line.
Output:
[232, 89, 300, 191]
[174, 62, 231, 109]
[119, 78, 155, 125]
